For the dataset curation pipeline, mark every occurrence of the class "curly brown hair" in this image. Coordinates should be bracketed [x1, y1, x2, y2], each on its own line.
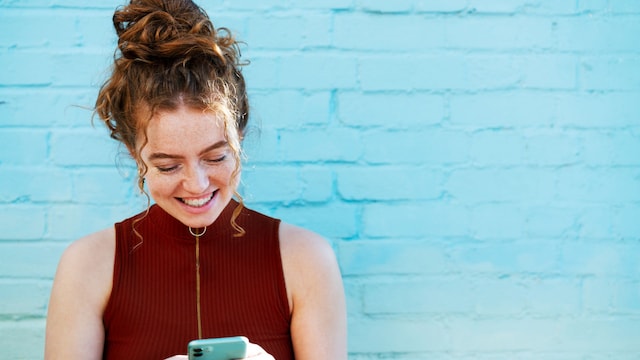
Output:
[94, 0, 248, 235]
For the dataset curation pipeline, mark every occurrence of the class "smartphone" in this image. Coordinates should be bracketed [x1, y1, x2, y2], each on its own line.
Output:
[187, 336, 249, 360]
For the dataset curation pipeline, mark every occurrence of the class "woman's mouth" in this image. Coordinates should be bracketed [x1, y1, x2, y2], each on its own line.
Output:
[178, 192, 216, 208]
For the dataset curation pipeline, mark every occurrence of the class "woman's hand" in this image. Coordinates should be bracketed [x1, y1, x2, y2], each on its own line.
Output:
[163, 342, 274, 360]
[244, 343, 275, 359]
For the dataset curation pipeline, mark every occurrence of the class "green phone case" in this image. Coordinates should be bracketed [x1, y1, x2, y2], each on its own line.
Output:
[187, 336, 248, 360]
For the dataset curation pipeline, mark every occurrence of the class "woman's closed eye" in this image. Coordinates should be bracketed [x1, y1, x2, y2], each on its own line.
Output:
[204, 155, 227, 164]
[156, 164, 180, 173]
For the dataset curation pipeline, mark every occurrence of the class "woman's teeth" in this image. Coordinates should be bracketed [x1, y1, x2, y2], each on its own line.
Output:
[181, 194, 213, 207]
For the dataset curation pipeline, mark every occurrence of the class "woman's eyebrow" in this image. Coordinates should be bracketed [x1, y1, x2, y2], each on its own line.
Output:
[148, 140, 228, 161]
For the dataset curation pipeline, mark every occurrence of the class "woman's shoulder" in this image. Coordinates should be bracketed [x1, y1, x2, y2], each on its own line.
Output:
[278, 222, 334, 259]
[278, 222, 340, 288]
[56, 227, 116, 292]
[62, 227, 115, 265]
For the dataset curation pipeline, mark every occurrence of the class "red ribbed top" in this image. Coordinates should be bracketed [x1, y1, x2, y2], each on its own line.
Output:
[102, 200, 294, 360]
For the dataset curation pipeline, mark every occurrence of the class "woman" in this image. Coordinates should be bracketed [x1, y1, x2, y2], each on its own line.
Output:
[44, 0, 347, 359]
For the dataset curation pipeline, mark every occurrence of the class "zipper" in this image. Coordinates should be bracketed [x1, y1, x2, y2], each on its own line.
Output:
[195, 234, 203, 339]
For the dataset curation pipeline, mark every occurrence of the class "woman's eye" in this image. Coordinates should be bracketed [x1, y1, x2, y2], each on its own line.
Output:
[156, 165, 178, 173]
[205, 155, 226, 164]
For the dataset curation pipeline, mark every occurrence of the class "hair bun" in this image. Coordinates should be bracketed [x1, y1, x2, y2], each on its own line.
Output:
[113, 0, 229, 64]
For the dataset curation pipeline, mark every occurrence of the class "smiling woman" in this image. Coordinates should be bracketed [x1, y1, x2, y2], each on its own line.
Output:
[43, 0, 347, 359]
[140, 107, 237, 230]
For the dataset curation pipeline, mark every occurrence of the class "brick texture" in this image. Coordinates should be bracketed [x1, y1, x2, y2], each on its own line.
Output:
[1, 0, 639, 359]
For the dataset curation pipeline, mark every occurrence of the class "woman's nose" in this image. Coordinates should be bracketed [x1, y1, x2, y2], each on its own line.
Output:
[183, 165, 209, 193]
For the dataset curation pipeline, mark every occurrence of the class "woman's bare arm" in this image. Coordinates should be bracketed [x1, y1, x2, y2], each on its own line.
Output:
[45, 227, 115, 360]
[280, 223, 348, 360]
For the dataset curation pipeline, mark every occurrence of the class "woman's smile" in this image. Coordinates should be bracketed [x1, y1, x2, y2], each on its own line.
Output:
[178, 191, 215, 208]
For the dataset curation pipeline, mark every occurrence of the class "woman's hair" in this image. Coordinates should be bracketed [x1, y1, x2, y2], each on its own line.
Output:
[95, 0, 248, 235]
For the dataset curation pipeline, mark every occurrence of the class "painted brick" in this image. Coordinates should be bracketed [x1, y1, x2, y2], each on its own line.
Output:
[48, 0, 119, 8]
[0, 129, 48, 165]
[415, 0, 467, 13]
[448, 241, 558, 274]
[610, 0, 640, 14]
[576, 205, 616, 239]
[242, 165, 333, 203]
[357, 0, 414, 13]
[278, 53, 358, 90]
[0, 280, 50, 316]
[469, 203, 526, 239]
[578, 0, 609, 12]
[241, 127, 280, 164]
[469, 130, 526, 166]
[0, 242, 66, 278]
[447, 168, 556, 203]
[267, 203, 359, 239]
[74, 10, 118, 49]
[464, 0, 524, 13]
[0, 10, 77, 49]
[558, 242, 640, 276]
[333, 14, 446, 51]
[555, 168, 640, 203]
[525, 206, 581, 238]
[246, 14, 331, 50]
[0, 320, 46, 360]
[348, 318, 450, 353]
[287, 0, 353, 10]
[524, 132, 582, 166]
[238, 55, 280, 90]
[612, 204, 640, 238]
[218, 0, 292, 11]
[522, 0, 577, 14]
[0, 89, 96, 127]
[362, 130, 470, 165]
[450, 92, 557, 128]
[518, 54, 577, 89]
[337, 92, 444, 128]
[47, 203, 142, 240]
[359, 55, 522, 91]
[50, 128, 120, 166]
[446, 317, 640, 352]
[556, 17, 640, 52]
[471, 277, 529, 315]
[2, 0, 640, 358]
[249, 90, 331, 129]
[362, 202, 471, 238]
[338, 240, 450, 276]
[0, 205, 47, 241]
[580, 56, 640, 91]
[523, 278, 583, 315]
[363, 277, 476, 314]
[336, 166, 444, 201]
[0, 166, 73, 203]
[51, 51, 114, 87]
[490, 0, 577, 14]
[444, 17, 554, 49]
[583, 278, 640, 313]
[72, 168, 135, 204]
[581, 130, 640, 166]
[556, 93, 640, 128]
[0, 50, 55, 86]
[279, 128, 363, 162]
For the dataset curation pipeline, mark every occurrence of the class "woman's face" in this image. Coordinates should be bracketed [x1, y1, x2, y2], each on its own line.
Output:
[138, 105, 238, 229]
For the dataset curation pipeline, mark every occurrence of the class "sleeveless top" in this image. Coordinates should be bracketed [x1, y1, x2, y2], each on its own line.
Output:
[102, 200, 294, 360]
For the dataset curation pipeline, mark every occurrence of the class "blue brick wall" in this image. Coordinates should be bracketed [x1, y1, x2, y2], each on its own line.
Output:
[2, 0, 640, 359]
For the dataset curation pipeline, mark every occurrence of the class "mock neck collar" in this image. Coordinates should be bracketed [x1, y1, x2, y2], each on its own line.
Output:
[144, 199, 239, 242]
